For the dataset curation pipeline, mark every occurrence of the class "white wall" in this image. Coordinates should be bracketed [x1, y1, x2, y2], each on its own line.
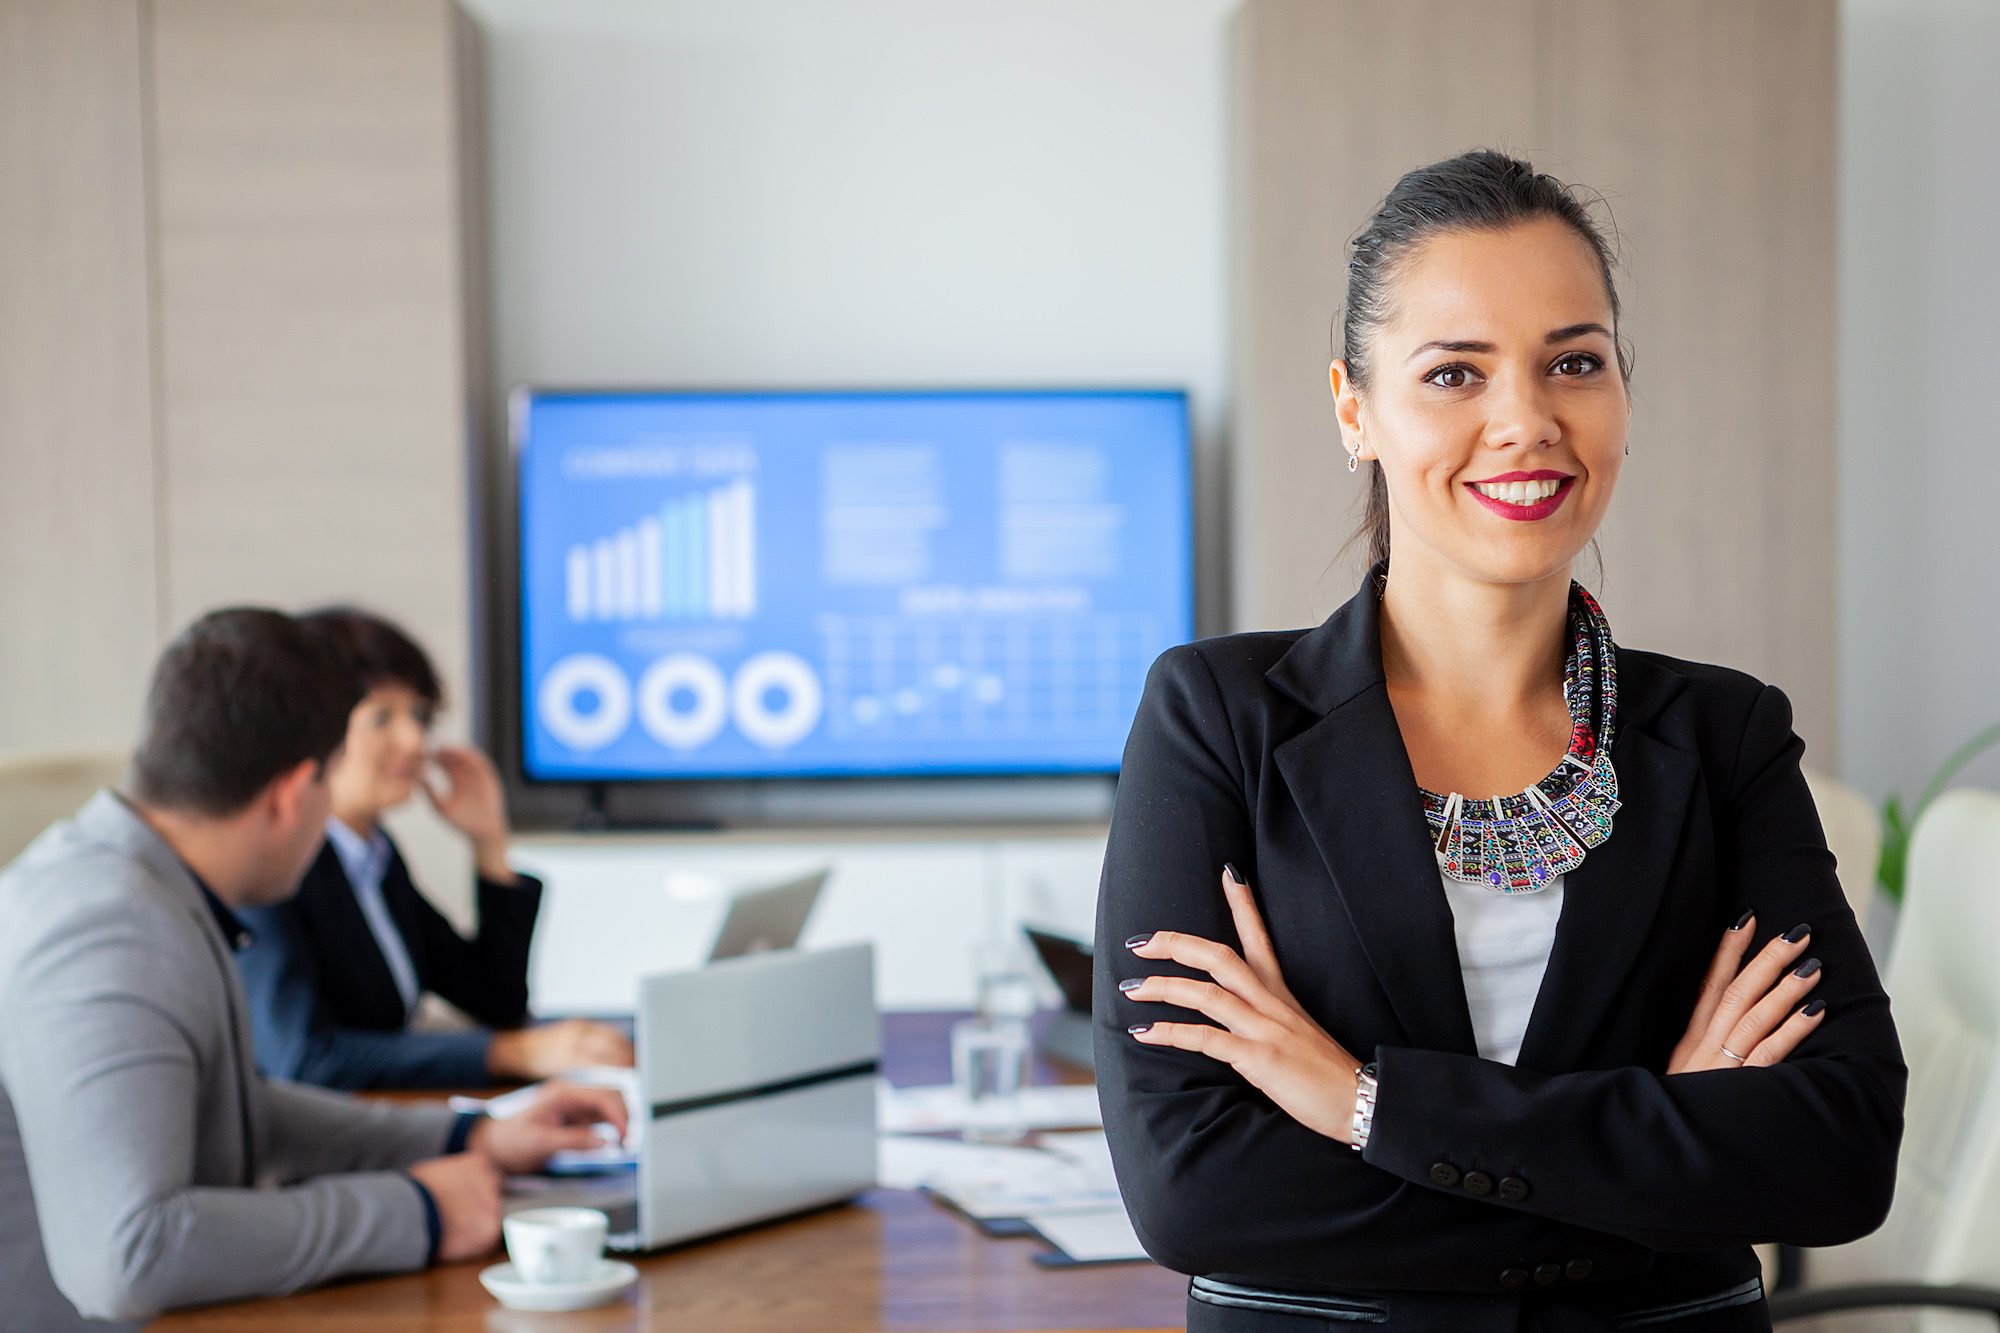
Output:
[462, 0, 1237, 635]
[1838, 0, 2000, 805]
[455, 0, 1237, 1002]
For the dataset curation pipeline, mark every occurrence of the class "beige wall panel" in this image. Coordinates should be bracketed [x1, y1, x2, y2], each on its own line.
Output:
[1538, 0, 1839, 760]
[147, 0, 481, 912]
[0, 0, 159, 757]
[1229, 0, 1543, 629]
[1231, 0, 1838, 758]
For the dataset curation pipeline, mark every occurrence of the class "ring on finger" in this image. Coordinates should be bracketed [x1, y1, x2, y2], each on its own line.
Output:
[1718, 1045, 1747, 1063]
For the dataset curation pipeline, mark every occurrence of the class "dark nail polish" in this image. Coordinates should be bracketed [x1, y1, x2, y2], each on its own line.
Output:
[1782, 922, 1811, 944]
[1731, 909, 1754, 931]
[1793, 957, 1821, 979]
[1118, 977, 1144, 993]
[1125, 933, 1153, 949]
[1128, 1023, 1153, 1035]
[1224, 861, 1245, 885]
[1801, 998, 1826, 1017]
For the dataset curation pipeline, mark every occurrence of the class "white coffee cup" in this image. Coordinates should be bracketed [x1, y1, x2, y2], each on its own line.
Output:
[502, 1207, 608, 1286]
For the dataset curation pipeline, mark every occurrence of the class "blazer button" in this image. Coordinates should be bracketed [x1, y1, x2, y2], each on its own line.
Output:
[1499, 1267, 1531, 1291]
[1498, 1176, 1530, 1202]
[1462, 1170, 1494, 1196]
[1566, 1258, 1595, 1282]
[1533, 1262, 1563, 1287]
[1429, 1162, 1462, 1188]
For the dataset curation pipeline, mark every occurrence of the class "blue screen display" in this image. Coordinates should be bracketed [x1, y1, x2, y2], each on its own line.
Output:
[516, 389, 1194, 781]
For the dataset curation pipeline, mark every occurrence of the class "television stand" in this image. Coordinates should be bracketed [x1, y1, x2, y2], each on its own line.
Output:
[573, 782, 611, 832]
[570, 782, 724, 833]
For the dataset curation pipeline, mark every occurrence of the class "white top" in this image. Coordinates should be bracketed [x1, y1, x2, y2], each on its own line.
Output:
[324, 817, 422, 1016]
[1436, 865, 1563, 1066]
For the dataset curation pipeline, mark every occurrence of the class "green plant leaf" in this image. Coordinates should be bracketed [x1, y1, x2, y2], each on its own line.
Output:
[1877, 720, 2000, 907]
[1912, 719, 2000, 822]
[1876, 794, 1907, 904]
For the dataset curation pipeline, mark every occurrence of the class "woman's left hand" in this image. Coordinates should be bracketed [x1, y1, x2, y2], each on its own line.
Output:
[1123, 865, 1363, 1144]
[423, 744, 514, 877]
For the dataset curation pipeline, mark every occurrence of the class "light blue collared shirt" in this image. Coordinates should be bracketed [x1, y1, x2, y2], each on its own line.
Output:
[323, 817, 422, 1017]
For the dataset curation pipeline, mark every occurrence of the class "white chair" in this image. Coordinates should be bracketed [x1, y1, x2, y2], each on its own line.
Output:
[1756, 770, 1888, 1294]
[1803, 766, 1883, 926]
[0, 751, 127, 867]
[1771, 787, 2000, 1329]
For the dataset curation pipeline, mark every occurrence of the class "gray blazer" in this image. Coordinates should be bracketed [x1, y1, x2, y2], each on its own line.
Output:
[0, 792, 461, 1331]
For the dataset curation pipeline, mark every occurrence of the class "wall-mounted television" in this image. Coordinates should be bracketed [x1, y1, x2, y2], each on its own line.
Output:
[509, 388, 1193, 793]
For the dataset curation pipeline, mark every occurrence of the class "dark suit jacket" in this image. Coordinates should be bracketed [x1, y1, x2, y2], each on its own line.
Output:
[236, 837, 543, 1090]
[1093, 574, 1905, 1333]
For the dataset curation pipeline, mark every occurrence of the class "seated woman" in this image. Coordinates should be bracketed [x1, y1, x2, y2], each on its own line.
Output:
[237, 607, 633, 1089]
[1095, 151, 1904, 1330]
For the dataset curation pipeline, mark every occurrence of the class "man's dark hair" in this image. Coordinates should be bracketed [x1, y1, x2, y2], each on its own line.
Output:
[299, 606, 443, 709]
[128, 608, 362, 816]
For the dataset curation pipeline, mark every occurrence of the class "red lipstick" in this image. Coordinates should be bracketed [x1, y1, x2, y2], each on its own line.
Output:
[1464, 475, 1576, 522]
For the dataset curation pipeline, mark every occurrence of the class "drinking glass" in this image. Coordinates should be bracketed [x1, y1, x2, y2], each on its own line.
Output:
[950, 1017, 1031, 1144]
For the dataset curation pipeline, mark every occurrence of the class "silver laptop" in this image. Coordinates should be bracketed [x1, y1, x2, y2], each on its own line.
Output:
[706, 868, 829, 961]
[515, 942, 879, 1252]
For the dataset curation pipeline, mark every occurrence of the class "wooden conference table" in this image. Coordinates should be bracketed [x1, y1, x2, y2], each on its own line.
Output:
[151, 1012, 1186, 1332]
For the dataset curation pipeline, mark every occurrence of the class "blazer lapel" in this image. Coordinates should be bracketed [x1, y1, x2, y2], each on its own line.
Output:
[1275, 691, 1480, 1055]
[302, 841, 411, 1026]
[1267, 574, 1479, 1056]
[1515, 652, 1698, 1072]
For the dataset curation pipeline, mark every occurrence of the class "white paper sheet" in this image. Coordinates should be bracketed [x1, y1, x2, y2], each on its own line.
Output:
[876, 1081, 1102, 1134]
[1026, 1205, 1148, 1263]
[876, 1134, 1056, 1192]
[1036, 1128, 1115, 1174]
[876, 1130, 1122, 1219]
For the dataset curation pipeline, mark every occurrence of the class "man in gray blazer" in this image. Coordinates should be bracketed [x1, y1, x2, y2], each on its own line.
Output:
[0, 609, 625, 1330]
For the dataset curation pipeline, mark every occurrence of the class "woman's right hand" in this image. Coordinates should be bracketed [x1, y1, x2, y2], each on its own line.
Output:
[487, 1018, 635, 1081]
[1666, 913, 1827, 1073]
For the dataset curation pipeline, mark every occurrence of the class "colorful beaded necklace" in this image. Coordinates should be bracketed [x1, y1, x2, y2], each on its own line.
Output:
[1415, 582, 1621, 894]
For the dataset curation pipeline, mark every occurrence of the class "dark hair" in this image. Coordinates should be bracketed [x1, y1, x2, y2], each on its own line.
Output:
[299, 606, 444, 709]
[1338, 149, 1629, 570]
[128, 608, 362, 816]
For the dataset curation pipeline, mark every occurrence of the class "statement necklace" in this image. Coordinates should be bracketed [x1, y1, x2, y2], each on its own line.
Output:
[1415, 582, 1621, 894]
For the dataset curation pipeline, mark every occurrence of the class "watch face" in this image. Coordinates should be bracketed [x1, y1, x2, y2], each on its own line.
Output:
[1362, 1062, 1380, 1078]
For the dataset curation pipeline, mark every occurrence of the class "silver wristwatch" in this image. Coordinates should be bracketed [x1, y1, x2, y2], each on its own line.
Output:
[1349, 1062, 1380, 1152]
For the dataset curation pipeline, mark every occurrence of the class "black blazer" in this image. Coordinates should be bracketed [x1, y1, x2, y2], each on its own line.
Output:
[1093, 574, 1905, 1333]
[236, 836, 542, 1090]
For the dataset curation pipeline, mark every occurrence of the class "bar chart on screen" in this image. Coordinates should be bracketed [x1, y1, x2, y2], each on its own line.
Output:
[564, 477, 757, 622]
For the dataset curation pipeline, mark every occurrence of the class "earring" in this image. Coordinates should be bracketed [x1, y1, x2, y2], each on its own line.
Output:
[1624, 442, 1631, 456]
[1346, 450, 1359, 473]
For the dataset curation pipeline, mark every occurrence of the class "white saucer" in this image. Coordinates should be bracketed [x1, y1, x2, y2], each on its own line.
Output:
[479, 1258, 638, 1312]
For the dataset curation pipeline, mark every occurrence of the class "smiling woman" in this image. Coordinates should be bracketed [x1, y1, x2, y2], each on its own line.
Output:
[1093, 151, 1905, 1333]
[1333, 153, 1629, 588]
